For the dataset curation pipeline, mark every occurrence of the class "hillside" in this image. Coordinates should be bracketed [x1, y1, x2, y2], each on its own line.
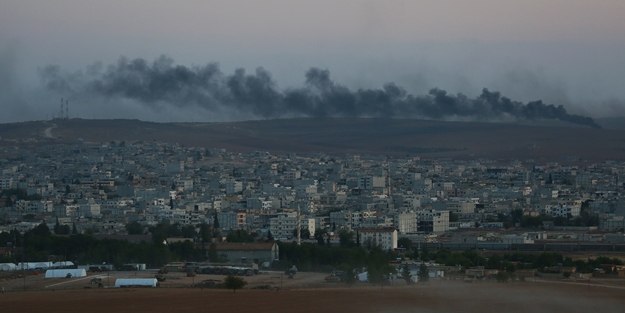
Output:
[0, 118, 624, 161]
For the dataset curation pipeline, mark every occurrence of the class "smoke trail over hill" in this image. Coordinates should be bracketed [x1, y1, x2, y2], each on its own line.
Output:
[39, 55, 601, 128]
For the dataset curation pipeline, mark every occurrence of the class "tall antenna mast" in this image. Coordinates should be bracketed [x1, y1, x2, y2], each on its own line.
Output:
[60, 98, 64, 119]
[66, 100, 69, 119]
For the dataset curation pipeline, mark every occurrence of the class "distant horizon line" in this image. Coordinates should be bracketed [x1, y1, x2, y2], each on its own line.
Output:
[2, 116, 621, 128]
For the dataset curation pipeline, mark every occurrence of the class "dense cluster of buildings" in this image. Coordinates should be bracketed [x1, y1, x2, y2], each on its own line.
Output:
[2, 141, 625, 252]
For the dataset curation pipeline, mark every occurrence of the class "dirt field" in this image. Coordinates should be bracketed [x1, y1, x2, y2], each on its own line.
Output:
[1, 280, 624, 313]
[0, 270, 331, 291]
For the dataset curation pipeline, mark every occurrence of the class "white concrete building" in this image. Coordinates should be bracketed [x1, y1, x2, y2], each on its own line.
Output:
[218, 211, 246, 230]
[174, 178, 194, 190]
[79, 202, 101, 217]
[551, 205, 581, 218]
[0, 178, 13, 190]
[225, 181, 243, 194]
[417, 209, 449, 234]
[359, 227, 398, 251]
[283, 171, 301, 180]
[501, 234, 534, 244]
[394, 212, 418, 234]
[358, 176, 386, 190]
[269, 212, 315, 240]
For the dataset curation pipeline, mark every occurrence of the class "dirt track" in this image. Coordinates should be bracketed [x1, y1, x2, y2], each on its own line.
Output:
[1, 280, 623, 313]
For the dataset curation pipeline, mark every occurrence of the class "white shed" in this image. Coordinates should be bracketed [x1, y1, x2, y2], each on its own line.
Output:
[33, 262, 53, 269]
[0, 263, 17, 271]
[45, 269, 87, 278]
[358, 272, 368, 281]
[17, 262, 37, 270]
[115, 278, 158, 288]
[54, 261, 74, 267]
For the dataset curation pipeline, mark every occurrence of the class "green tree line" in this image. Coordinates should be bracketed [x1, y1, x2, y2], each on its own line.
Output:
[0, 222, 211, 267]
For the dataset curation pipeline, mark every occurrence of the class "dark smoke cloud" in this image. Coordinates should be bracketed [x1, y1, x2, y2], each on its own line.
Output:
[38, 55, 601, 128]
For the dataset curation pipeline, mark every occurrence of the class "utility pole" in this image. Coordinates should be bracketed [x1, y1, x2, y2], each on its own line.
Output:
[22, 234, 26, 290]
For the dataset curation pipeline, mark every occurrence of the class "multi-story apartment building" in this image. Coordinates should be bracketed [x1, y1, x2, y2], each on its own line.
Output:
[225, 181, 243, 195]
[0, 178, 13, 190]
[394, 212, 418, 234]
[269, 212, 315, 240]
[217, 210, 246, 230]
[359, 227, 398, 251]
[417, 209, 449, 234]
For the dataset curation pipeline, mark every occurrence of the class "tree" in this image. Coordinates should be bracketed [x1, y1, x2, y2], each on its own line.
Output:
[23, 214, 35, 221]
[420, 245, 430, 261]
[511, 209, 524, 225]
[213, 213, 220, 229]
[292, 228, 311, 240]
[314, 229, 326, 245]
[401, 264, 413, 284]
[338, 229, 355, 247]
[226, 229, 254, 243]
[344, 267, 357, 286]
[54, 219, 61, 234]
[32, 222, 51, 237]
[198, 223, 213, 244]
[126, 222, 144, 235]
[224, 274, 247, 293]
[181, 225, 197, 238]
[411, 248, 419, 260]
[449, 211, 459, 222]
[366, 247, 395, 286]
[54, 222, 71, 235]
[208, 243, 220, 262]
[397, 237, 413, 252]
[418, 263, 429, 283]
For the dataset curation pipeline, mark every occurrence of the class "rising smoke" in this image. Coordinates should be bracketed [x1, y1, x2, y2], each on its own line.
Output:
[38, 55, 601, 128]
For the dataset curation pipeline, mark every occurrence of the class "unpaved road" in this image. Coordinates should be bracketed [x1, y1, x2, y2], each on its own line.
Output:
[43, 122, 57, 138]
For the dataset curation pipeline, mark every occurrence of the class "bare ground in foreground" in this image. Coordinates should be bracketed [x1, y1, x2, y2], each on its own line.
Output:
[1, 280, 624, 313]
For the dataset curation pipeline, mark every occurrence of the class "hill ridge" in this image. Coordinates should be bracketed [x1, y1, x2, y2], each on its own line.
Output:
[0, 117, 622, 161]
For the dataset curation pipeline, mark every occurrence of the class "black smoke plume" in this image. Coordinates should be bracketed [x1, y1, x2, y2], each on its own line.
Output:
[38, 55, 601, 128]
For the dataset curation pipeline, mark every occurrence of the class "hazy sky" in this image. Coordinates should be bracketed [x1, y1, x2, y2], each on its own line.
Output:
[1, 1, 625, 123]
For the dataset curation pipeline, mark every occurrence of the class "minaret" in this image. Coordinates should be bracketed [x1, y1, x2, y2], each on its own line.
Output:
[297, 205, 301, 246]
[387, 171, 391, 197]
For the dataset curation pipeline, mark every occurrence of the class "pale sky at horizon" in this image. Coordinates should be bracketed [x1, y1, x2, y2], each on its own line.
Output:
[1, 1, 625, 122]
